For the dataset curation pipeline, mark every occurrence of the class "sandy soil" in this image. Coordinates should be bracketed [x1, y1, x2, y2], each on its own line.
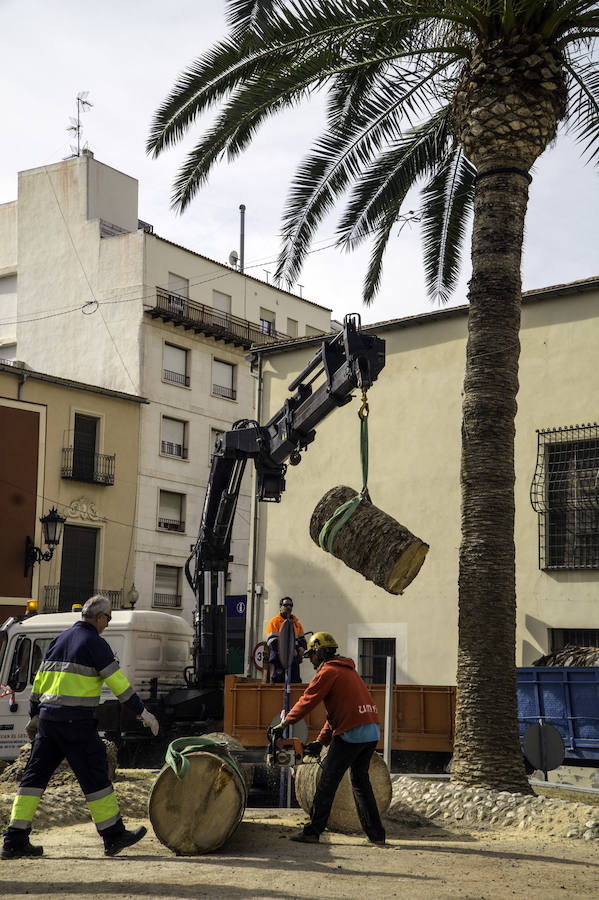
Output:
[1, 809, 598, 900]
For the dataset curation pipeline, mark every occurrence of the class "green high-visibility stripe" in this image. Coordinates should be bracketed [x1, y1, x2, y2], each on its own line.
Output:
[87, 791, 120, 825]
[33, 669, 103, 699]
[104, 668, 132, 698]
[10, 793, 41, 823]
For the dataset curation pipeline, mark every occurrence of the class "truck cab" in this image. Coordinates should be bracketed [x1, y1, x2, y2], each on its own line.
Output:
[0, 609, 193, 761]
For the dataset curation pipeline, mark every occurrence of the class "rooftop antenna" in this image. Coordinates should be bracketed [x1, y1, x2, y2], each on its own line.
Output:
[239, 204, 246, 274]
[67, 91, 93, 157]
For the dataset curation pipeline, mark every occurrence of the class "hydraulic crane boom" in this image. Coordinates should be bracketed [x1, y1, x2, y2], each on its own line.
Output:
[184, 314, 385, 700]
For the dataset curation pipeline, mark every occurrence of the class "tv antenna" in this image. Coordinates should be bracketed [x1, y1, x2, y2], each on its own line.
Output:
[67, 91, 93, 157]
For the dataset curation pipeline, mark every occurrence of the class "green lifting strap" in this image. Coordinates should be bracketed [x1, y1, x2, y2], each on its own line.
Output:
[319, 393, 370, 554]
[165, 736, 247, 801]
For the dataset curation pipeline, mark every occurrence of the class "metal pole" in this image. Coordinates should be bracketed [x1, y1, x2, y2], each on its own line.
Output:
[239, 204, 246, 274]
[245, 352, 262, 676]
[383, 656, 393, 770]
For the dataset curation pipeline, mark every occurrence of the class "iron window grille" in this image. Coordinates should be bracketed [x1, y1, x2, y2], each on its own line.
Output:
[43, 585, 124, 613]
[551, 628, 599, 651]
[153, 592, 182, 609]
[212, 383, 237, 401]
[530, 424, 599, 569]
[358, 637, 396, 684]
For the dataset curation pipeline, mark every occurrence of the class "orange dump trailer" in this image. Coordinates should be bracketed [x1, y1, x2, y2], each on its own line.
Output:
[223, 675, 455, 752]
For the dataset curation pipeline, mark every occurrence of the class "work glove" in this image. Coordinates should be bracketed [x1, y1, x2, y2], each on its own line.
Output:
[304, 740, 323, 758]
[140, 709, 159, 736]
[25, 715, 39, 742]
[267, 721, 286, 741]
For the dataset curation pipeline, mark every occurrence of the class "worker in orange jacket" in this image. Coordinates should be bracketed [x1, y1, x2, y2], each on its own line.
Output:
[265, 597, 307, 683]
[269, 631, 386, 845]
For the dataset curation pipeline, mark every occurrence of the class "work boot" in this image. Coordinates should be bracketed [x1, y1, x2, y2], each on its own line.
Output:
[290, 830, 319, 843]
[1, 841, 44, 860]
[104, 826, 147, 857]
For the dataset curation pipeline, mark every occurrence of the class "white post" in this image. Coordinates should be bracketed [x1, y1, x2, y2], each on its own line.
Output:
[383, 655, 393, 770]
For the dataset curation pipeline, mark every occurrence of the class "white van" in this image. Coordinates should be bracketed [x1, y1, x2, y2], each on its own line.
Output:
[0, 610, 193, 761]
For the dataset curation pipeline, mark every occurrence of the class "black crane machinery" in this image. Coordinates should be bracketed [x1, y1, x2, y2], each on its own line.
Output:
[182, 314, 385, 719]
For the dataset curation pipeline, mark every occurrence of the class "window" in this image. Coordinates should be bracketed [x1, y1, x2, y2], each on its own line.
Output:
[62, 414, 115, 485]
[158, 490, 185, 532]
[59, 525, 98, 611]
[212, 359, 236, 401]
[163, 343, 190, 387]
[210, 428, 224, 462]
[31, 638, 52, 684]
[7, 637, 31, 693]
[530, 424, 599, 569]
[358, 637, 396, 684]
[259, 307, 275, 335]
[305, 325, 324, 337]
[168, 272, 189, 298]
[154, 564, 182, 608]
[161, 416, 188, 458]
[212, 290, 232, 324]
[0, 342, 17, 363]
[286, 318, 298, 339]
[550, 628, 599, 651]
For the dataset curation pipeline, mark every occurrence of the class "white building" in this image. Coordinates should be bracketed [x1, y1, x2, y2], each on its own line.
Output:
[0, 152, 331, 648]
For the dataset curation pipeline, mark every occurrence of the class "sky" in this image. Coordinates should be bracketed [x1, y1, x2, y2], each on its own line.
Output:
[1, 0, 598, 326]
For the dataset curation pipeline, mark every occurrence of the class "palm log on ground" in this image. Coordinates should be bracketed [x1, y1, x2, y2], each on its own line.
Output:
[310, 485, 429, 595]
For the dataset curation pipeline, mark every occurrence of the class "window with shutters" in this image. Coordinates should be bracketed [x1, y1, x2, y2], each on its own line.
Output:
[358, 637, 396, 684]
[163, 343, 189, 387]
[212, 290, 232, 326]
[286, 318, 298, 338]
[305, 324, 324, 337]
[154, 564, 182, 609]
[157, 490, 185, 532]
[259, 307, 275, 335]
[212, 359, 236, 401]
[161, 416, 188, 459]
[166, 273, 189, 314]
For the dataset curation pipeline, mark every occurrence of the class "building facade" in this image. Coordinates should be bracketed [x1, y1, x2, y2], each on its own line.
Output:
[0, 361, 144, 622]
[250, 280, 599, 686]
[0, 153, 331, 650]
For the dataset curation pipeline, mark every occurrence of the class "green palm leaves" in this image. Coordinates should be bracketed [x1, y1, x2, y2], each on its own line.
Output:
[148, 1, 598, 304]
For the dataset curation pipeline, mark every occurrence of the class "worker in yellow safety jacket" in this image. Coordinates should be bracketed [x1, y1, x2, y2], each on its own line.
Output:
[1, 595, 159, 860]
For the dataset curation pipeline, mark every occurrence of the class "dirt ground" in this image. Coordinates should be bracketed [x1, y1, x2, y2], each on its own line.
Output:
[1, 809, 598, 900]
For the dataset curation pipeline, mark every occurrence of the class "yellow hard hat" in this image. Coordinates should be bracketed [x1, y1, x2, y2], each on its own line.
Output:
[306, 631, 338, 655]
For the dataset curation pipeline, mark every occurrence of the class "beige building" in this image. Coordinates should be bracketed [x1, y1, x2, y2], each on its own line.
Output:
[249, 279, 599, 685]
[0, 153, 331, 641]
[0, 361, 145, 621]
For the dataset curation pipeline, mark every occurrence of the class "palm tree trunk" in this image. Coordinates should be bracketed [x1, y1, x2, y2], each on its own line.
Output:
[451, 166, 532, 793]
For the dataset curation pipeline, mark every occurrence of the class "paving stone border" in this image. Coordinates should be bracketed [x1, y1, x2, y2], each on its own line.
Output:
[389, 775, 599, 841]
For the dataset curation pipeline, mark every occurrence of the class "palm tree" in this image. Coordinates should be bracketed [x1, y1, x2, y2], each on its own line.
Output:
[148, 1, 599, 792]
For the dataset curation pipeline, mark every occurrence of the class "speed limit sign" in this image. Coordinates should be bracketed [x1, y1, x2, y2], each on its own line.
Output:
[252, 641, 266, 671]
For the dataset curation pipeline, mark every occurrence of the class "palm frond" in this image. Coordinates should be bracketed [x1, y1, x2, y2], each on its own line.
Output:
[565, 56, 599, 162]
[421, 148, 475, 303]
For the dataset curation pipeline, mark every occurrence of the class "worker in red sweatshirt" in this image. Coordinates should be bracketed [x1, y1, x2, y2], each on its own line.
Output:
[269, 631, 386, 845]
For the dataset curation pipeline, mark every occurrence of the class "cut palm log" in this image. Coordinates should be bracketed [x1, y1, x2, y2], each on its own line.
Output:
[310, 485, 429, 594]
[295, 748, 391, 834]
[149, 738, 249, 855]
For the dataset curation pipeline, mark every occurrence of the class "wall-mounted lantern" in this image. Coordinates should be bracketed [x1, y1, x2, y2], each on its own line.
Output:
[24, 507, 67, 577]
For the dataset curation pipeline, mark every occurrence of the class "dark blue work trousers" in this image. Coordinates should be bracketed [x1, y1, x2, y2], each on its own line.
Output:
[303, 735, 386, 842]
[4, 717, 124, 850]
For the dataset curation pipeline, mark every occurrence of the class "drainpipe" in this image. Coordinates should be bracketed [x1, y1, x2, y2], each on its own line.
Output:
[245, 349, 262, 676]
[17, 370, 29, 400]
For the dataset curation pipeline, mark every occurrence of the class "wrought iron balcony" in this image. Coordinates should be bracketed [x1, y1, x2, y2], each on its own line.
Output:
[61, 448, 115, 485]
[212, 383, 237, 401]
[157, 517, 185, 532]
[160, 441, 188, 459]
[148, 287, 289, 349]
[153, 592, 182, 609]
[44, 585, 124, 613]
[163, 368, 190, 387]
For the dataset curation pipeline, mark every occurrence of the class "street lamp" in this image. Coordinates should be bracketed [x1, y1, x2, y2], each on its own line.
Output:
[24, 507, 66, 577]
[127, 583, 139, 609]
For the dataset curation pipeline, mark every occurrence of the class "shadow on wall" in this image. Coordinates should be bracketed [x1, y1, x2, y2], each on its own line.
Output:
[262, 547, 367, 641]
